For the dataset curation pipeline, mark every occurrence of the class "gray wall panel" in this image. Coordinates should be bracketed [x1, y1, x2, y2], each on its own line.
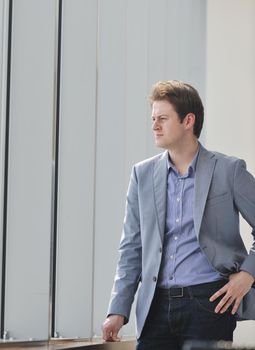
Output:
[125, 0, 150, 187]
[93, 0, 206, 337]
[206, 0, 255, 344]
[178, 0, 206, 97]
[146, 0, 173, 157]
[4, 0, 55, 339]
[0, 0, 8, 335]
[55, 0, 98, 338]
[93, 0, 128, 336]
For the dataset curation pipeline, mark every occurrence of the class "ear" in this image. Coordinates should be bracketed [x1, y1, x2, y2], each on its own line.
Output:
[184, 113, 195, 130]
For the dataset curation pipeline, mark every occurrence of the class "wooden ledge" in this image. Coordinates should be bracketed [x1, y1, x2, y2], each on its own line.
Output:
[0, 338, 135, 350]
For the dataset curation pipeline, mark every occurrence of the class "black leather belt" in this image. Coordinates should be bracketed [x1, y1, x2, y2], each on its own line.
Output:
[156, 280, 226, 298]
[156, 286, 190, 298]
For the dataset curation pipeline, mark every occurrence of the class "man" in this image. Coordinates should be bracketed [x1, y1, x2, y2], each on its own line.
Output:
[102, 80, 255, 349]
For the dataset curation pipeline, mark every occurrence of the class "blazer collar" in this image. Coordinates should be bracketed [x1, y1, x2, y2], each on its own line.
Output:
[194, 143, 216, 237]
[153, 151, 168, 242]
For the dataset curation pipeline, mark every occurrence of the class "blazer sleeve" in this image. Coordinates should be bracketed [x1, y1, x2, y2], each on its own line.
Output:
[233, 159, 255, 278]
[107, 165, 142, 323]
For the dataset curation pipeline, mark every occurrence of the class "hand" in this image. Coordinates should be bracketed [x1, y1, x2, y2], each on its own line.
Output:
[102, 315, 125, 342]
[209, 271, 254, 315]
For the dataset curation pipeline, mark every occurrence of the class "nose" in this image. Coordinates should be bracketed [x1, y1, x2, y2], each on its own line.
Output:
[152, 119, 160, 130]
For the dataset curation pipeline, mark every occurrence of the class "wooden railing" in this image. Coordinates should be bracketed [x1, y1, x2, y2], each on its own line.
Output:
[0, 339, 135, 350]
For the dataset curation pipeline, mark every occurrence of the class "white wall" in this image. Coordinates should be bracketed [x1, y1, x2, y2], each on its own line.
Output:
[206, 0, 255, 345]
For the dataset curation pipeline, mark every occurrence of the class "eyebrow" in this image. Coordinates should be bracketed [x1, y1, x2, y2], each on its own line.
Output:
[151, 114, 168, 118]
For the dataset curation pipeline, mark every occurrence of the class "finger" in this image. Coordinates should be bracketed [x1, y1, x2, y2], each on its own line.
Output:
[102, 331, 111, 341]
[209, 285, 228, 302]
[111, 330, 121, 342]
[214, 295, 232, 313]
[102, 327, 113, 341]
[102, 329, 107, 341]
[219, 297, 234, 314]
[103, 332, 116, 342]
[231, 297, 242, 315]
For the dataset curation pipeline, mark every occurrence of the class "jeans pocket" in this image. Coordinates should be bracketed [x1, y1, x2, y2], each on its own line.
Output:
[193, 296, 223, 314]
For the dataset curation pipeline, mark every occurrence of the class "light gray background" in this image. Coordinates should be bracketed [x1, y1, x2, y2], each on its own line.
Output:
[0, 0, 254, 344]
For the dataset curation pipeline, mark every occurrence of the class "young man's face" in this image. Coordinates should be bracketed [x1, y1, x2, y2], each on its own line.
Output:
[151, 100, 187, 150]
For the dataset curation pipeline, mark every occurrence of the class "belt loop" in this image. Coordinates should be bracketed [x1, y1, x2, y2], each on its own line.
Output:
[169, 287, 184, 297]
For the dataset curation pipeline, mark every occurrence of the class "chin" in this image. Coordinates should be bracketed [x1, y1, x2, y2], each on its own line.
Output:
[155, 142, 168, 149]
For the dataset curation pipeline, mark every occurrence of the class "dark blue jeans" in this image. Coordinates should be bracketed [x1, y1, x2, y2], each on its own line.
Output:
[136, 280, 236, 350]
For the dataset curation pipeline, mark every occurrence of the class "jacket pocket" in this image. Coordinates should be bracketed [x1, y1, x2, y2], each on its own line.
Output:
[206, 192, 231, 207]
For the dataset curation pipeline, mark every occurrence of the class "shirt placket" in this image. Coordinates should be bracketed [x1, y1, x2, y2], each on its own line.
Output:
[168, 173, 185, 284]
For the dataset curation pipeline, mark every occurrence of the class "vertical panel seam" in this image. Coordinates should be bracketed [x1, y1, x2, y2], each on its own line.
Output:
[90, 0, 99, 340]
[49, 0, 62, 340]
[0, 0, 13, 339]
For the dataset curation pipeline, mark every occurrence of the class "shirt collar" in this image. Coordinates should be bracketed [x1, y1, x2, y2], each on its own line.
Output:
[167, 144, 200, 175]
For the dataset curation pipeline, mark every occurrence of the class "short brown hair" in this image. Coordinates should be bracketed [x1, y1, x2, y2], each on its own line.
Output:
[149, 80, 204, 138]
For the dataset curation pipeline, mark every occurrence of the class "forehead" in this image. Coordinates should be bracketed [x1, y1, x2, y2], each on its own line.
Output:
[151, 100, 176, 116]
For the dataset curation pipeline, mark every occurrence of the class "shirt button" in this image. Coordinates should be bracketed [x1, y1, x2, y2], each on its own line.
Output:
[174, 236, 178, 240]
[177, 198, 180, 202]
[176, 218, 180, 223]
[170, 255, 174, 259]
[153, 276, 157, 282]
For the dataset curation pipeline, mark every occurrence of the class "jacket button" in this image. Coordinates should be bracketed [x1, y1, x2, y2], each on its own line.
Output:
[153, 276, 157, 282]
[159, 247, 162, 253]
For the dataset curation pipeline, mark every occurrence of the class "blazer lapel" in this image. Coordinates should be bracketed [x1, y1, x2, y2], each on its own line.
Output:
[194, 144, 216, 237]
[153, 151, 169, 242]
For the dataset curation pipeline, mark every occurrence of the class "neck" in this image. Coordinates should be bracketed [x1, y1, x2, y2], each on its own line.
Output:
[168, 139, 199, 175]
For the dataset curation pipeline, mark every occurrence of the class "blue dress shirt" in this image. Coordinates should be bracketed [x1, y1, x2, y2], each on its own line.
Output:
[158, 147, 222, 288]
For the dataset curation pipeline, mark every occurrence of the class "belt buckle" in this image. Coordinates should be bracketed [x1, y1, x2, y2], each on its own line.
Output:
[170, 287, 184, 298]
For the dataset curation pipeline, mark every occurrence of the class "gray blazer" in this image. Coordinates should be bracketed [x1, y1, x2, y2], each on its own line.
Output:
[108, 144, 255, 338]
